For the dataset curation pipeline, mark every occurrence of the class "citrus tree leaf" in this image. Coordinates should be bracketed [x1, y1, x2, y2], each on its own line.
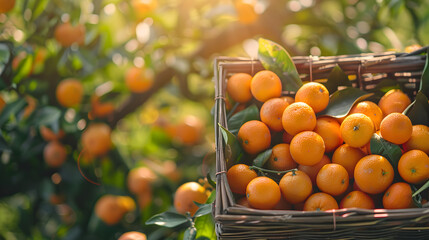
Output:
[227, 105, 259, 135]
[413, 179, 429, 197]
[206, 190, 216, 204]
[0, 41, 14, 90]
[258, 38, 302, 92]
[184, 226, 197, 240]
[0, 98, 27, 127]
[28, 106, 61, 127]
[403, 91, 429, 126]
[419, 49, 429, 97]
[218, 124, 243, 168]
[369, 133, 402, 170]
[193, 203, 212, 218]
[252, 148, 272, 168]
[195, 213, 216, 240]
[145, 211, 190, 228]
[411, 185, 422, 208]
[323, 65, 351, 94]
[317, 87, 373, 118]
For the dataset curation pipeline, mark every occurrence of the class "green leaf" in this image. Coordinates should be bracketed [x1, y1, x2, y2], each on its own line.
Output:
[258, 38, 302, 92]
[0, 98, 27, 127]
[0, 132, 8, 151]
[419, 47, 429, 97]
[252, 148, 272, 168]
[227, 105, 259, 135]
[27, 106, 61, 127]
[206, 190, 216, 204]
[370, 134, 402, 169]
[413, 179, 429, 197]
[403, 91, 429, 126]
[195, 214, 216, 240]
[218, 124, 243, 168]
[411, 185, 422, 208]
[184, 226, 197, 240]
[206, 174, 216, 190]
[145, 211, 190, 228]
[193, 203, 212, 218]
[317, 87, 373, 118]
[323, 65, 351, 94]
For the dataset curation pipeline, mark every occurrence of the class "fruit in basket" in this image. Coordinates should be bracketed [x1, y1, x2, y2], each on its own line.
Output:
[290, 131, 325, 166]
[260, 98, 290, 131]
[294, 82, 329, 113]
[316, 163, 349, 196]
[227, 164, 258, 194]
[349, 101, 383, 130]
[340, 113, 374, 148]
[303, 192, 338, 211]
[246, 176, 281, 210]
[398, 150, 429, 184]
[382, 182, 413, 209]
[250, 70, 282, 102]
[279, 170, 312, 204]
[314, 117, 342, 152]
[403, 125, 429, 154]
[379, 113, 412, 145]
[174, 182, 210, 216]
[332, 144, 365, 179]
[339, 190, 374, 209]
[298, 155, 331, 185]
[354, 155, 394, 194]
[227, 73, 253, 103]
[237, 120, 271, 154]
[378, 89, 411, 116]
[267, 143, 297, 171]
[282, 102, 316, 136]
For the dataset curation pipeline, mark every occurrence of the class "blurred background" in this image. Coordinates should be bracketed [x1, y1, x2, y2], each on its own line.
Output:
[0, 0, 428, 239]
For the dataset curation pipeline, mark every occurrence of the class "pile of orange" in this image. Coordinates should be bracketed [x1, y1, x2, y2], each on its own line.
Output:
[225, 70, 429, 211]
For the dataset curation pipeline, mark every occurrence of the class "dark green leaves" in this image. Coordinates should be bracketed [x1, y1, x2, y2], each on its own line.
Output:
[252, 148, 272, 168]
[258, 38, 302, 92]
[145, 211, 190, 228]
[419, 49, 429, 97]
[403, 91, 429, 126]
[0, 98, 27, 127]
[27, 106, 61, 127]
[0, 41, 13, 90]
[369, 133, 402, 169]
[219, 124, 243, 168]
[413, 179, 429, 197]
[323, 65, 351, 94]
[227, 104, 259, 135]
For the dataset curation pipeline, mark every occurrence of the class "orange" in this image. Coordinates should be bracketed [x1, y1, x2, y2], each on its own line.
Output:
[290, 131, 325, 166]
[43, 141, 67, 168]
[0, 0, 15, 13]
[136, 188, 153, 209]
[54, 22, 86, 47]
[354, 155, 394, 194]
[127, 167, 157, 194]
[295, 82, 329, 113]
[273, 195, 293, 210]
[316, 163, 349, 196]
[81, 123, 112, 157]
[303, 192, 339, 211]
[398, 150, 429, 184]
[237, 197, 250, 208]
[95, 195, 135, 225]
[132, 0, 157, 17]
[267, 143, 297, 171]
[40, 126, 65, 142]
[380, 113, 412, 145]
[246, 176, 281, 210]
[234, 0, 258, 24]
[298, 155, 331, 185]
[250, 70, 282, 102]
[226, 73, 253, 103]
[314, 117, 343, 152]
[125, 66, 154, 93]
[90, 96, 115, 119]
[0, 95, 5, 113]
[49, 194, 66, 205]
[378, 89, 411, 116]
[340, 113, 374, 148]
[160, 160, 182, 182]
[227, 164, 258, 195]
[332, 144, 365, 179]
[279, 170, 313, 204]
[282, 102, 316, 136]
[349, 101, 383, 130]
[237, 120, 271, 154]
[403, 125, 429, 154]
[118, 231, 147, 240]
[56, 78, 84, 108]
[339, 190, 374, 209]
[281, 96, 295, 105]
[383, 182, 413, 209]
[174, 115, 204, 146]
[174, 182, 209, 216]
[260, 98, 289, 131]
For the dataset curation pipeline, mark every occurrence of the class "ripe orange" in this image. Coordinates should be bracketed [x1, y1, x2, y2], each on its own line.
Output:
[303, 192, 339, 211]
[378, 89, 411, 117]
[279, 170, 313, 204]
[260, 98, 290, 131]
[379, 113, 412, 145]
[90, 96, 115, 119]
[267, 143, 297, 171]
[95, 195, 135, 225]
[54, 22, 86, 47]
[290, 131, 325, 166]
[298, 154, 331, 185]
[174, 182, 209, 216]
[234, 0, 258, 24]
[0, 95, 5, 113]
[43, 141, 67, 168]
[0, 0, 15, 13]
[237, 120, 271, 155]
[295, 82, 329, 113]
[81, 123, 112, 157]
[250, 70, 282, 102]
[403, 125, 429, 154]
[340, 113, 374, 148]
[281, 96, 295, 105]
[40, 126, 65, 142]
[125, 66, 154, 93]
[246, 176, 281, 210]
[127, 167, 157, 194]
[314, 117, 343, 152]
[354, 155, 394, 194]
[383, 182, 413, 209]
[118, 231, 147, 240]
[332, 144, 365, 179]
[316, 163, 349, 196]
[174, 115, 204, 146]
[398, 150, 429, 184]
[282, 102, 316, 136]
[226, 73, 253, 103]
[339, 190, 374, 209]
[56, 78, 84, 108]
[349, 101, 383, 130]
[227, 164, 258, 195]
[132, 0, 157, 17]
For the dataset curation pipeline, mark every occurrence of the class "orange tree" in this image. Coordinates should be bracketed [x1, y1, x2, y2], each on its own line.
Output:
[0, 0, 428, 239]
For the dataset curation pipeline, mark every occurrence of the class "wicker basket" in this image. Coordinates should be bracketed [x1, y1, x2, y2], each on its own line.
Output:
[213, 51, 429, 239]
